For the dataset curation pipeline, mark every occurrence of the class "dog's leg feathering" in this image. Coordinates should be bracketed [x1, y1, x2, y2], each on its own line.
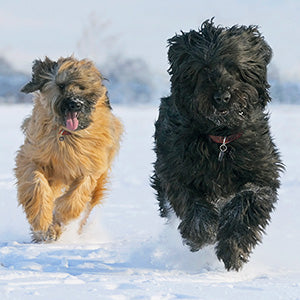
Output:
[151, 172, 171, 218]
[16, 164, 55, 242]
[216, 185, 277, 271]
[78, 172, 109, 234]
[152, 171, 219, 251]
[178, 201, 219, 252]
[54, 176, 97, 229]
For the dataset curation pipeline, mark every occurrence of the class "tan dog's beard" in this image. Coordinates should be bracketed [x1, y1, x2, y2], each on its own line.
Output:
[52, 96, 94, 131]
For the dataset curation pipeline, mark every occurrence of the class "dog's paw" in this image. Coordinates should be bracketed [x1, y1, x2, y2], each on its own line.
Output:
[216, 186, 276, 271]
[216, 239, 248, 271]
[178, 207, 218, 251]
[31, 223, 62, 243]
[218, 187, 275, 248]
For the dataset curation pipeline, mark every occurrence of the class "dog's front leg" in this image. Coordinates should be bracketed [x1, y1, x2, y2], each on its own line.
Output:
[177, 199, 219, 252]
[216, 184, 277, 271]
[16, 166, 55, 241]
[54, 176, 96, 228]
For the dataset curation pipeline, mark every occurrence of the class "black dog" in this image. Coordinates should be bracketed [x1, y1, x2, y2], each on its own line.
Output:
[151, 19, 284, 271]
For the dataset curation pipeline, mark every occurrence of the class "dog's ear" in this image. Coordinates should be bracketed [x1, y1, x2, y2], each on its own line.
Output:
[247, 27, 273, 106]
[21, 57, 58, 93]
[230, 26, 273, 107]
[167, 30, 204, 94]
[167, 32, 193, 78]
[228, 25, 272, 66]
[245, 26, 272, 66]
[259, 38, 272, 66]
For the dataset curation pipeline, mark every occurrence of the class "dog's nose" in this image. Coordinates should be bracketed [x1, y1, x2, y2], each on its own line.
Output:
[214, 91, 231, 104]
[68, 100, 82, 111]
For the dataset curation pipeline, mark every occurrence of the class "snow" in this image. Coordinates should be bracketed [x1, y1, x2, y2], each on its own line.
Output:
[0, 104, 299, 300]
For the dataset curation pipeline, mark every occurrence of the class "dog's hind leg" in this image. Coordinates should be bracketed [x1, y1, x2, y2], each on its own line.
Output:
[215, 185, 277, 271]
[78, 172, 108, 234]
[54, 175, 97, 228]
[151, 172, 170, 218]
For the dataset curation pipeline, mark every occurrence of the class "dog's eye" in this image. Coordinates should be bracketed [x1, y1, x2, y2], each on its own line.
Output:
[78, 85, 86, 91]
[57, 83, 65, 90]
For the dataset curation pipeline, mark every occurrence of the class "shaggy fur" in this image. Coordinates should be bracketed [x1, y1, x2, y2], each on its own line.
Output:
[151, 20, 284, 271]
[15, 57, 122, 242]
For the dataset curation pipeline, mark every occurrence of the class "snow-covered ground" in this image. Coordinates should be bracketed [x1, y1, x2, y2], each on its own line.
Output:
[0, 104, 299, 300]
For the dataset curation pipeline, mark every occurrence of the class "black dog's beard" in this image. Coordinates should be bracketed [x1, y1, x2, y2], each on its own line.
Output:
[194, 87, 256, 128]
[188, 96, 247, 129]
[176, 76, 259, 129]
[207, 105, 246, 127]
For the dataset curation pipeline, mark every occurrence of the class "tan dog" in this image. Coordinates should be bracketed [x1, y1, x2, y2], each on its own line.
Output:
[15, 57, 122, 242]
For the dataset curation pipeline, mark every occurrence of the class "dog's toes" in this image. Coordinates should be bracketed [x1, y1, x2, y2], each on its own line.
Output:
[31, 224, 62, 243]
[178, 214, 218, 251]
[31, 230, 51, 243]
[216, 239, 249, 271]
[182, 238, 205, 252]
[47, 223, 62, 241]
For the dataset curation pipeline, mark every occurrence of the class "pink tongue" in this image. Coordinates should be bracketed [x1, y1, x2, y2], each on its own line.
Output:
[65, 112, 79, 131]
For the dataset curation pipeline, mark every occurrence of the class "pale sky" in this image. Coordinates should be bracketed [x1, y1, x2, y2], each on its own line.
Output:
[1, 0, 300, 80]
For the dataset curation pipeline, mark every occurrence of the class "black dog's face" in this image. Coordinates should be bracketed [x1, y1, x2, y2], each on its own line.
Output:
[168, 20, 272, 130]
[21, 57, 109, 131]
[192, 63, 259, 128]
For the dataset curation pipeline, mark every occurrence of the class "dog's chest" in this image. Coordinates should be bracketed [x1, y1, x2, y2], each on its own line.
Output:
[42, 136, 104, 183]
[192, 159, 238, 196]
[178, 139, 242, 196]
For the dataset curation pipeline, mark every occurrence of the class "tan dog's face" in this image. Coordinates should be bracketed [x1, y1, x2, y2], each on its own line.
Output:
[22, 57, 109, 131]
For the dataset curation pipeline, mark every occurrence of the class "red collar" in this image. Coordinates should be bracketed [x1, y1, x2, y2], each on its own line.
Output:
[59, 129, 72, 136]
[209, 133, 242, 144]
[58, 129, 72, 141]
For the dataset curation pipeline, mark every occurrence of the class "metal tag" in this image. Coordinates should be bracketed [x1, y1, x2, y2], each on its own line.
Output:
[218, 137, 228, 162]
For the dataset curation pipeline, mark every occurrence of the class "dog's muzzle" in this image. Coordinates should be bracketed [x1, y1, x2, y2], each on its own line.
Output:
[64, 98, 83, 112]
[213, 91, 231, 116]
[61, 98, 84, 131]
[214, 90, 231, 104]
